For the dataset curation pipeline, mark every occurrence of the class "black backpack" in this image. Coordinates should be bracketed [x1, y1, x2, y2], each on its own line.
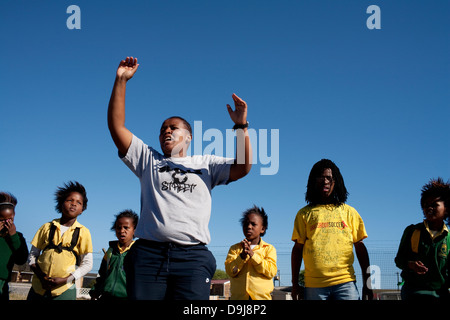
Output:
[43, 223, 81, 265]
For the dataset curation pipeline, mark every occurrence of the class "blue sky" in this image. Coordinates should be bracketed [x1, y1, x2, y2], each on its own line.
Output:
[1, 0, 449, 285]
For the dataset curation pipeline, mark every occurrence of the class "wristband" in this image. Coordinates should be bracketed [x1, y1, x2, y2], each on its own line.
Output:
[232, 121, 249, 131]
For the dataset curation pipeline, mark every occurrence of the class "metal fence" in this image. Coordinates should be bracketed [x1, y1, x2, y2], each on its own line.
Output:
[209, 240, 403, 289]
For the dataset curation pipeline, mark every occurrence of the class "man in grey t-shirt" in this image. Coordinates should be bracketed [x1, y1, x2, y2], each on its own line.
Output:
[107, 57, 252, 300]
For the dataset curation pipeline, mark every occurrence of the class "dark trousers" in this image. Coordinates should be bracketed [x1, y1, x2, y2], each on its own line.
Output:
[125, 239, 216, 300]
[26, 285, 77, 300]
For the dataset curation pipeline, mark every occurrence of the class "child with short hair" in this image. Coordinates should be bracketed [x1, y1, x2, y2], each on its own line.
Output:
[0, 192, 29, 300]
[90, 209, 138, 300]
[27, 181, 93, 300]
[291, 159, 372, 300]
[395, 178, 450, 300]
[225, 206, 277, 300]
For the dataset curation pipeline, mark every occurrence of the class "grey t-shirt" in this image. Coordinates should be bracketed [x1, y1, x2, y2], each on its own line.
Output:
[121, 135, 232, 245]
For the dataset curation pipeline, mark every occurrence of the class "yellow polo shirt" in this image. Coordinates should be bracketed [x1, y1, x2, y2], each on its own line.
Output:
[225, 239, 277, 300]
[291, 204, 367, 288]
[31, 219, 93, 296]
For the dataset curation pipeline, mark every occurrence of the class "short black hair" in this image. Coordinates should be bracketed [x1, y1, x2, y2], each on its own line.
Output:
[0, 192, 17, 212]
[420, 178, 450, 222]
[240, 205, 268, 236]
[164, 116, 192, 134]
[305, 159, 348, 206]
[54, 181, 88, 213]
[111, 209, 139, 231]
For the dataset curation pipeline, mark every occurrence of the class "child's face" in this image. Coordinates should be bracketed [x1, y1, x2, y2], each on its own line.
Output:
[61, 192, 84, 220]
[0, 208, 14, 237]
[159, 118, 192, 157]
[115, 217, 135, 246]
[315, 168, 335, 200]
[242, 213, 265, 245]
[422, 196, 447, 225]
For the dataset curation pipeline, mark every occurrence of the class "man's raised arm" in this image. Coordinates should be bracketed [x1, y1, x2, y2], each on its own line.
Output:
[227, 93, 252, 182]
[107, 57, 139, 156]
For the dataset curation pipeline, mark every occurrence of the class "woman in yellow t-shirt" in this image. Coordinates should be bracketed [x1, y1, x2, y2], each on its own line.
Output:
[291, 159, 373, 300]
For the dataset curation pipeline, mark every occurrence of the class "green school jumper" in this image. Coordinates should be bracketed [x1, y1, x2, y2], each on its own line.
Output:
[395, 222, 449, 300]
[90, 240, 133, 300]
[0, 232, 29, 300]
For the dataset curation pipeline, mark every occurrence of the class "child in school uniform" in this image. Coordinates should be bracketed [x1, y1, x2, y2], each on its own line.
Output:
[395, 178, 450, 300]
[225, 206, 277, 300]
[0, 192, 29, 300]
[90, 210, 138, 300]
[27, 181, 93, 300]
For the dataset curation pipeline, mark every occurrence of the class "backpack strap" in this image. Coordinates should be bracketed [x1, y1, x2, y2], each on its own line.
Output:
[68, 227, 81, 265]
[43, 223, 81, 265]
[447, 232, 450, 247]
[105, 247, 113, 270]
[411, 228, 420, 254]
[43, 223, 62, 253]
[67, 227, 80, 251]
[445, 230, 450, 257]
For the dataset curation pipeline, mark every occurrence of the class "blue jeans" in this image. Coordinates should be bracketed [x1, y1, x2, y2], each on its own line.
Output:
[305, 281, 360, 300]
[125, 239, 216, 300]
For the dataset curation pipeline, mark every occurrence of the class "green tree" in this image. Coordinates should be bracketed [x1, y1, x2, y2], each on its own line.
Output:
[298, 270, 305, 287]
[213, 269, 229, 280]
